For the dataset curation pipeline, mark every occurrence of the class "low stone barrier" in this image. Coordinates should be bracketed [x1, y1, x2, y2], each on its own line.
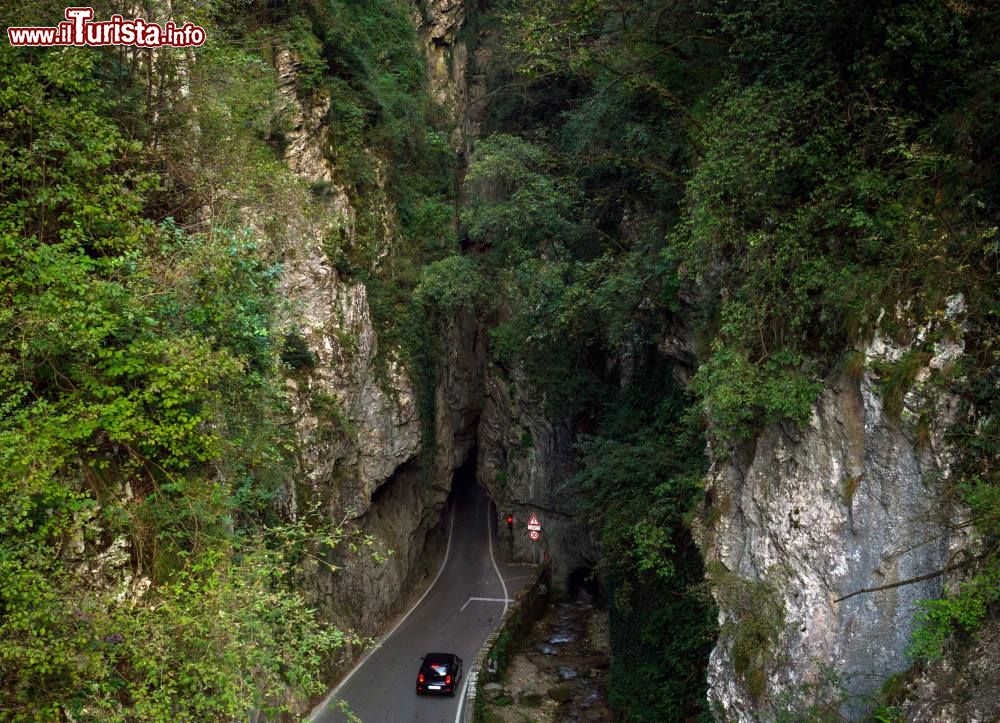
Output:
[461, 560, 552, 722]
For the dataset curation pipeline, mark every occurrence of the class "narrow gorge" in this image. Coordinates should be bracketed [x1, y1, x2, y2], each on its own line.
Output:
[0, 1, 996, 722]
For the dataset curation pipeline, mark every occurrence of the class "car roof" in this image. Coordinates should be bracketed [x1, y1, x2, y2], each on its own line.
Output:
[422, 653, 457, 664]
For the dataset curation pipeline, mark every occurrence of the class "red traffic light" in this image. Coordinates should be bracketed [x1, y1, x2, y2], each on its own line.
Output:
[505, 514, 513, 528]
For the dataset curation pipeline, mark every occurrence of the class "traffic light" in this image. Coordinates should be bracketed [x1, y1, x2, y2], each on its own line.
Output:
[505, 514, 513, 530]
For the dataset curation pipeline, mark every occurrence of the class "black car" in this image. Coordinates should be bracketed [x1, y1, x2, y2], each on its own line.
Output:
[415, 652, 463, 696]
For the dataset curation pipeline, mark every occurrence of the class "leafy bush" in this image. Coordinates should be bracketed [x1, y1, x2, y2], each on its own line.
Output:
[414, 255, 486, 311]
[908, 569, 998, 662]
[462, 134, 584, 258]
[693, 347, 822, 443]
[0, 44, 348, 718]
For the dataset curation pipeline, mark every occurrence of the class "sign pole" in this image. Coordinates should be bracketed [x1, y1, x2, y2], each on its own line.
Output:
[526, 513, 542, 565]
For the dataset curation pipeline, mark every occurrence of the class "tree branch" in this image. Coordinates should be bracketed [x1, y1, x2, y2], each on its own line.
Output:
[834, 557, 976, 603]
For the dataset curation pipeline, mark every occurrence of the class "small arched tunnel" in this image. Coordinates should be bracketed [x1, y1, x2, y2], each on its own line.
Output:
[568, 565, 602, 605]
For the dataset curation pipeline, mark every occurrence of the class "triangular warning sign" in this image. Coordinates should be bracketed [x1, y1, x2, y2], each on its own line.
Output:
[527, 514, 540, 526]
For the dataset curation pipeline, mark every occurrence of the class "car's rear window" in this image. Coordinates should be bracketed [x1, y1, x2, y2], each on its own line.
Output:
[431, 664, 448, 675]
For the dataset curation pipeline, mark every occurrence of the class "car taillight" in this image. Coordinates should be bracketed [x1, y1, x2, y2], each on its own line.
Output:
[419, 674, 424, 683]
[445, 674, 451, 685]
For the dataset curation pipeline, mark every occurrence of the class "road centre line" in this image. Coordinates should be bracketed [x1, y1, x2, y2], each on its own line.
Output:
[454, 499, 510, 723]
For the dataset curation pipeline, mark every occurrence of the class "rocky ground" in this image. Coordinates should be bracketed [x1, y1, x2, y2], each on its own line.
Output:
[479, 598, 613, 722]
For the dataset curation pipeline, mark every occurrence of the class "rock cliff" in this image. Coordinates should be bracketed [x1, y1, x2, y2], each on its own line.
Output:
[477, 362, 598, 585]
[896, 617, 1000, 722]
[268, 24, 485, 669]
[697, 299, 972, 720]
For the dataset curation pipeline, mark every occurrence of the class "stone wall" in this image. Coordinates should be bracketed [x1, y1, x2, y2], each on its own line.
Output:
[477, 362, 598, 590]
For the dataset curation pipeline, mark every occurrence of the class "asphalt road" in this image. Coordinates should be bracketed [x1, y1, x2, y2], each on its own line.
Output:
[308, 482, 530, 723]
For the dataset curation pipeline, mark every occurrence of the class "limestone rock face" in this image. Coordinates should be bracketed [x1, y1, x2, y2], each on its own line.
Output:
[275, 48, 334, 185]
[414, 0, 467, 130]
[271, 37, 483, 658]
[274, 46, 422, 524]
[412, 0, 487, 154]
[477, 362, 598, 588]
[697, 299, 971, 720]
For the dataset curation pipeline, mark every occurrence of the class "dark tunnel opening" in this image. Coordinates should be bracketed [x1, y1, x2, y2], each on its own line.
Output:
[568, 566, 602, 605]
[448, 445, 479, 501]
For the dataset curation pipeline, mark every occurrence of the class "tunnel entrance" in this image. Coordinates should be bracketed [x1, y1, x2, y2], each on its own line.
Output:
[568, 566, 602, 605]
[448, 446, 479, 500]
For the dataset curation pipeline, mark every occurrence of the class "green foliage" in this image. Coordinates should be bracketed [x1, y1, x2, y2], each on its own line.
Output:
[672, 1, 998, 441]
[462, 135, 585, 258]
[461, 133, 684, 414]
[574, 368, 717, 720]
[414, 255, 487, 311]
[693, 347, 822, 443]
[93, 543, 346, 721]
[491, 629, 514, 676]
[140, 19, 297, 231]
[908, 573, 994, 662]
[0, 44, 347, 718]
[460, 136, 584, 396]
[285, 14, 328, 95]
[872, 706, 905, 723]
[282, 329, 317, 371]
[605, 559, 716, 722]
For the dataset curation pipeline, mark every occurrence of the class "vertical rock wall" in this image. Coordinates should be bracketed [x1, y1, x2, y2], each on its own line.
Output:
[477, 362, 599, 587]
[697, 300, 972, 720]
[271, 14, 486, 662]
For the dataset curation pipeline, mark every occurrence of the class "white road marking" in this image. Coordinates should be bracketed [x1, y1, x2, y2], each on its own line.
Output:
[454, 501, 510, 723]
[306, 503, 457, 721]
[454, 673, 473, 723]
[459, 596, 515, 612]
[487, 505, 510, 616]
